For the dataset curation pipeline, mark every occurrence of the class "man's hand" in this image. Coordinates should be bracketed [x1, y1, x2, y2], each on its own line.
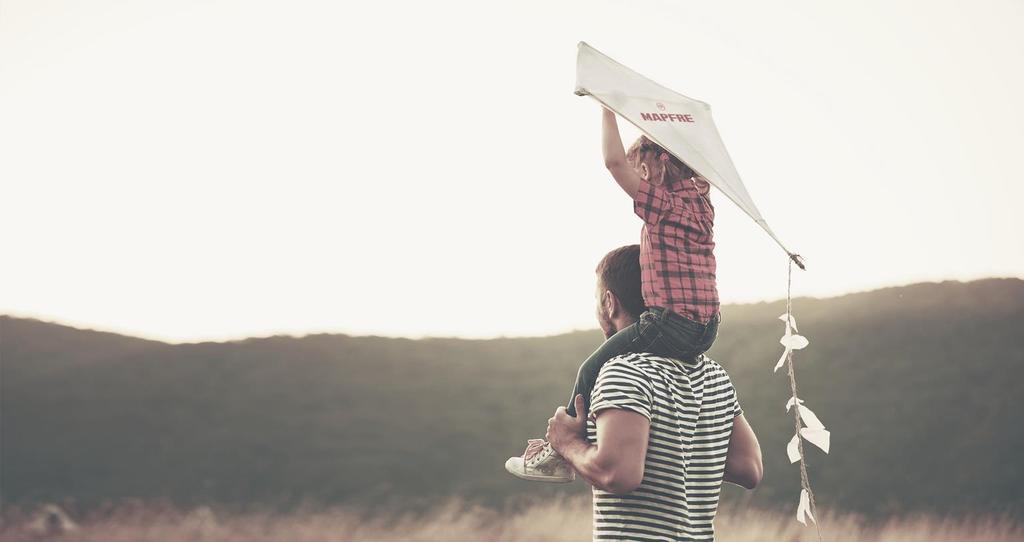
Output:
[546, 394, 588, 454]
[547, 395, 650, 495]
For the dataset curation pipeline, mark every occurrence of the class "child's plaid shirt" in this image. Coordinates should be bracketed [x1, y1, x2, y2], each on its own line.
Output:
[633, 175, 719, 324]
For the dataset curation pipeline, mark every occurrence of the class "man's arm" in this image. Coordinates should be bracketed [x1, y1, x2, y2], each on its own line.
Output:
[547, 394, 649, 495]
[602, 107, 643, 199]
[723, 413, 763, 490]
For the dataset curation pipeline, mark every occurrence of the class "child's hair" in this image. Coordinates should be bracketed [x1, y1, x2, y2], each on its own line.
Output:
[625, 136, 696, 187]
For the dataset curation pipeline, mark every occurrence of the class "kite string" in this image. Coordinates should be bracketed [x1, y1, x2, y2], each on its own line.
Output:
[786, 258, 824, 542]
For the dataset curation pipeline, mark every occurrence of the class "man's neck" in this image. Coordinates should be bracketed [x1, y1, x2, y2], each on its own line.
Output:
[611, 317, 637, 334]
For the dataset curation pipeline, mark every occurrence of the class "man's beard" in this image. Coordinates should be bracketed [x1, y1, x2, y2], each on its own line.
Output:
[598, 312, 617, 339]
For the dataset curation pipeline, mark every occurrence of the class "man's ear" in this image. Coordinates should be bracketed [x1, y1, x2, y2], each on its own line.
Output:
[603, 290, 621, 318]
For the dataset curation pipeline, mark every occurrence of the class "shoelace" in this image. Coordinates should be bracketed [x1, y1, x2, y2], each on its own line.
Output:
[523, 438, 547, 461]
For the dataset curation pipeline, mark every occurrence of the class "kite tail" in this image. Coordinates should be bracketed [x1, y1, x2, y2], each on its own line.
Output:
[786, 258, 824, 542]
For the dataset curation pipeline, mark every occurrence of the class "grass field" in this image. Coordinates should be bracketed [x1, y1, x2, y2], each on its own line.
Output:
[3, 496, 1021, 542]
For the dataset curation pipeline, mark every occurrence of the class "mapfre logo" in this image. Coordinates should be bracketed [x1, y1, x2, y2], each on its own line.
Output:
[641, 112, 695, 123]
[656, 102, 666, 111]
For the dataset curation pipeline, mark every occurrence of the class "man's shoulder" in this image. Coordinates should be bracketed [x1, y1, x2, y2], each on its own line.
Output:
[607, 351, 719, 371]
[601, 353, 689, 391]
[606, 351, 660, 366]
[602, 352, 664, 378]
[697, 355, 736, 384]
[606, 353, 734, 385]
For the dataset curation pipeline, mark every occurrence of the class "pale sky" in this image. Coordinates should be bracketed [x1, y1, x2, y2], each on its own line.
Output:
[2, 0, 1022, 342]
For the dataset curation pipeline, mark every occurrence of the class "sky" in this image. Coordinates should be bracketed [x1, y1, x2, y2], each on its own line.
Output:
[1, 0, 1022, 343]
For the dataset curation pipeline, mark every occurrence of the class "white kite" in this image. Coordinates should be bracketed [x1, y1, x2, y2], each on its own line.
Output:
[574, 41, 804, 269]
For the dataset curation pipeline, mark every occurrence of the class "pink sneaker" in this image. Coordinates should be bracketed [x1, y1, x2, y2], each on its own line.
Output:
[504, 438, 575, 483]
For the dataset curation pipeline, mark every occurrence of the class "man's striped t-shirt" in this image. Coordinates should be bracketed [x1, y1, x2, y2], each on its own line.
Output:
[584, 352, 742, 541]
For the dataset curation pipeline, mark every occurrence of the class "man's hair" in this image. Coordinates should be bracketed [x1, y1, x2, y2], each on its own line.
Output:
[595, 245, 645, 320]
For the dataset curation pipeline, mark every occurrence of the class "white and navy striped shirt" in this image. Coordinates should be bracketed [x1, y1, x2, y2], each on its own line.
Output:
[585, 352, 742, 541]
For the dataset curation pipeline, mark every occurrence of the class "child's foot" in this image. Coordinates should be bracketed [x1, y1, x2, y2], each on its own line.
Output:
[504, 438, 575, 483]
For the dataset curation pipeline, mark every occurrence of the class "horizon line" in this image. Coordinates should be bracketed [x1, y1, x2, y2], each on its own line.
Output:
[3, 276, 1020, 346]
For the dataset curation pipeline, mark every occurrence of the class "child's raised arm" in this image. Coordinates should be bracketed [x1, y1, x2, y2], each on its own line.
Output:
[601, 107, 643, 199]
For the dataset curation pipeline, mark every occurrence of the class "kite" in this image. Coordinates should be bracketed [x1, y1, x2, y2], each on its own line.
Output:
[575, 42, 825, 535]
[574, 41, 804, 269]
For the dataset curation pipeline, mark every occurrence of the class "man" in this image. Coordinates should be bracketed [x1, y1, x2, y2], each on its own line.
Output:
[507, 245, 762, 541]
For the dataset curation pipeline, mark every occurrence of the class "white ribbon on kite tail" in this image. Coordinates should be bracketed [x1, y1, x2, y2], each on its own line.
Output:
[775, 313, 809, 373]
[797, 489, 816, 526]
[784, 397, 831, 460]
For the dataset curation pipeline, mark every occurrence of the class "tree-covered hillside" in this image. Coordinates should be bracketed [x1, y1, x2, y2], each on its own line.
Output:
[2, 278, 1022, 518]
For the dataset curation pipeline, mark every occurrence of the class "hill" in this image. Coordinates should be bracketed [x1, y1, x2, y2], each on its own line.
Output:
[2, 278, 1023, 517]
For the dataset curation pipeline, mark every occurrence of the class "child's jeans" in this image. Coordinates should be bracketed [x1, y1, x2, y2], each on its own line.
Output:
[565, 306, 721, 417]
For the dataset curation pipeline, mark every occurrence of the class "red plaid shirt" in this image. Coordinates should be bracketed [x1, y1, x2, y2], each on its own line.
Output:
[633, 175, 719, 324]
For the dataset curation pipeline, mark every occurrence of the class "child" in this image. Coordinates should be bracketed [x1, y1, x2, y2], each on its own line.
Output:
[504, 107, 721, 482]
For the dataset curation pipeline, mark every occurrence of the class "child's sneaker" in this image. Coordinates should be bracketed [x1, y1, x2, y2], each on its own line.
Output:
[504, 438, 575, 483]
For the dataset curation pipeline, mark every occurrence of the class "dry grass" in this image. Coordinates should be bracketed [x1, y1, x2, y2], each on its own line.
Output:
[2, 496, 1021, 542]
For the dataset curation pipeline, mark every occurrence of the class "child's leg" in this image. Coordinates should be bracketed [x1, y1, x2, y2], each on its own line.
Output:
[648, 309, 721, 362]
[565, 313, 660, 417]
